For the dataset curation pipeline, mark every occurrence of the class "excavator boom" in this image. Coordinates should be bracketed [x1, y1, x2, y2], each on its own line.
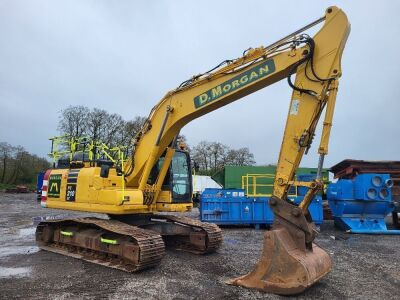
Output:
[124, 7, 349, 212]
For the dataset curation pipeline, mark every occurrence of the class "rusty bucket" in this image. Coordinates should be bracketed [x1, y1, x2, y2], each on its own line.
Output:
[227, 226, 332, 295]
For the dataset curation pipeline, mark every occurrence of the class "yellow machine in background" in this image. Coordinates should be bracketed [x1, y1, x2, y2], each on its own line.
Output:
[37, 7, 350, 295]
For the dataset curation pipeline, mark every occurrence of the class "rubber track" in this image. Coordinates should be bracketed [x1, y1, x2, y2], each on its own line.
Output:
[36, 217, 165, 272]
[155, 215, 223, 253]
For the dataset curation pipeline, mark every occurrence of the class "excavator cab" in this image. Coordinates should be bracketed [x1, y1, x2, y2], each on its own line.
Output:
[149, 150, 193, 203]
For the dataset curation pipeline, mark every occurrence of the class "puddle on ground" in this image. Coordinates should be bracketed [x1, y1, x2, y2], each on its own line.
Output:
[18, 227, 36, 237]
[0, 246, 39, 258]
[0, 226, 38, 258]
[0, 266, 31, 278]
[1, 226, 36, 237]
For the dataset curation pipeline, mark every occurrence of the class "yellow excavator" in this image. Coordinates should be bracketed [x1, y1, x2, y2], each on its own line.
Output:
[37, 7, 350, 295]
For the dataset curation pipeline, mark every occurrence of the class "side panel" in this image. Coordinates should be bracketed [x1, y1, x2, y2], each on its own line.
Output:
[44, 167, 192, 214]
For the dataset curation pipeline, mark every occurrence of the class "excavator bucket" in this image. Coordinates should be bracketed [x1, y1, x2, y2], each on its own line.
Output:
[227, 197, 332, 295]
[227, 228, 331, 295]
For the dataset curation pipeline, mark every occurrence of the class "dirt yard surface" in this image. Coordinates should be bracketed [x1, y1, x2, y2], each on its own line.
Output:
[0, 192, 399, 299]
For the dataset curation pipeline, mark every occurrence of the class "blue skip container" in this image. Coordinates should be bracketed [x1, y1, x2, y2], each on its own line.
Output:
[327, 173, 400, 234]
[36, 171, 45, 201]
[200, 188, 323, 227]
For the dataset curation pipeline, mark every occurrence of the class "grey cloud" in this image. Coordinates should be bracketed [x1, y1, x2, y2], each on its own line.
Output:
[0, 0, 399, 169]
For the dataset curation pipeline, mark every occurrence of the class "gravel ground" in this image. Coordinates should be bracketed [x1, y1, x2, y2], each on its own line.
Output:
[0, 192, 399, 299]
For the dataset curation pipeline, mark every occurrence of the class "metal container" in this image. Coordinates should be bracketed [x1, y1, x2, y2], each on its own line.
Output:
[330, 159, 400, 201]
[327, 173, 400, 234]
[200, 188, 323, 227]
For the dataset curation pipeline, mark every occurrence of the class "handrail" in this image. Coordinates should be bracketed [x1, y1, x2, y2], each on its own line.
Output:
[48, 135, 127, 201]
[242, 173, 297, 197]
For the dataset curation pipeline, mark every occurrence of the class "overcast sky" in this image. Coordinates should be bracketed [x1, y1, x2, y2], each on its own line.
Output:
[0, 0, 399, 168]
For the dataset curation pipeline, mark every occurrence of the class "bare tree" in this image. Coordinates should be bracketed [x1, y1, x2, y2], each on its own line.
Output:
[0, 142, 50, 185]
[191, 141, 256, 174]
[191, 141, 211, 172]
[102, 113, 125, 146]
[123, 116, 147, 144]
[58, 106, 89, 139]
[57, 106, 147, 156]
[209, 142, 229, 171]
[226, 147, 256, 166]
[57, 107, 255, 172]
[86, 108, 108, 142]
[114, 116, 147, 157]
[7, 146, 27, 184]
[0, 142, 13, 183]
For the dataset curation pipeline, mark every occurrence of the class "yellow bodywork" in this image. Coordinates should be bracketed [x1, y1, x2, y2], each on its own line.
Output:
[44, 168, 192, 214]
[44, 6, 349, 216]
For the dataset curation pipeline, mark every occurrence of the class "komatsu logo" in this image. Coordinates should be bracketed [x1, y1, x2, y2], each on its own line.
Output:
[194, 59, 276, 108]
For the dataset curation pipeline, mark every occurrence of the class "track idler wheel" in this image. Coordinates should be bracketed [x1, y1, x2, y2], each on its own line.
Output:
[227, 196, 332, 295]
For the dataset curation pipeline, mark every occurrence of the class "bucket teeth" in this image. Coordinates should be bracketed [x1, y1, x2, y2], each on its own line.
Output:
[227, 227, 332, 295]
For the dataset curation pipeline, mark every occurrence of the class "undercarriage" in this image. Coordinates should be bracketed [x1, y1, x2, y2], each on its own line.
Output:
[36, 214, 223, 272]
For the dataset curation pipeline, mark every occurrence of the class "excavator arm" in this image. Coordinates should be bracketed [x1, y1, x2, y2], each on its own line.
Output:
[125, 6, 349, 210]
[123, 6, 350, 294]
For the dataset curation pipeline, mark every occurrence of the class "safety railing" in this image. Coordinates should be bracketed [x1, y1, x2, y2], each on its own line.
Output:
[48, 135, 127, 201]
[242, 173, 275, 197]
[48, 135, 126, 166]
[242, 173, 297, 197]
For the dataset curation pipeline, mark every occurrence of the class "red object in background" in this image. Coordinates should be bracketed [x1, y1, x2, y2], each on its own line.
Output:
[41, 170, 52, 204]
